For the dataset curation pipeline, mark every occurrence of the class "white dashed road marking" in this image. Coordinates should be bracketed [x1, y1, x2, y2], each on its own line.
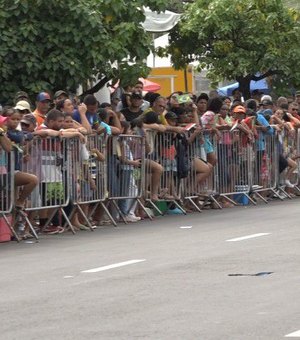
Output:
[226, 233, 270, 242]
[285, 330, 300, 337]
[81, 259, 146, 273]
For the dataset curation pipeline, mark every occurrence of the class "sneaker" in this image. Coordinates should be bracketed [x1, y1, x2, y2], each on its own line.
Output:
[123, 215, 139, 223]
[42, 226, 64, 234]
[285, 180, 295, 188]
[128, 213, 141, 221]
[79, 224, 90, 231]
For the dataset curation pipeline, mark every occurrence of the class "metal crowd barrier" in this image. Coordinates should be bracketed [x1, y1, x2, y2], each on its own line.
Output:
[251, 132, 279, 202]
[107, 134, 151, 223]
[23, 136, 75, 233]
[216, 129, 256, 205]
[0, 149, 20, 240]
[70, 134, 115, 228]
[145, 130, 186, 215]
[181, 129, 219, 211]
[277, 128, 300, 198]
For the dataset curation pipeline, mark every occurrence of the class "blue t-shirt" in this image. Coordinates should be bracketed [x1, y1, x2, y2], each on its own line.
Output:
[256, 113, 274, 151]
[73, 110, 99, 128]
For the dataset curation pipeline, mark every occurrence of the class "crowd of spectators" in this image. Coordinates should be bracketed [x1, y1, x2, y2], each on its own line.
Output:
[1, 80, 300, 240]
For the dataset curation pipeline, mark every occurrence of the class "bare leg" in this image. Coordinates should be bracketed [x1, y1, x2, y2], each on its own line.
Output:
[145, 159, 163, 201]
[207, 152, 217, 167]
[193, 158, 212, 185]
[14, 172, 38, 207]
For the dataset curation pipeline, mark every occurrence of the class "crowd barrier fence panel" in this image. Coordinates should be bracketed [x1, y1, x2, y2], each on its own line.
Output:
[70, 133, 118, 228]
[0, 150, 21, 241]
[107, 134, 151, 223]
[216, 129, 256, 205]
[251, 131, 279, 202]
[23, 136, 75, 233]
[180, 130, 205, 212]
[277, 128, 300, 197]
[144, 130, 186, 215]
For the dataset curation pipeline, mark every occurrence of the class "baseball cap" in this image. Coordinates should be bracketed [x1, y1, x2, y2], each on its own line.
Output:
[0, 115, 8, 125]
[261, 94, 272, 102]
[36, 92, 51, 102]
[131, 92, 143, 99]
[261, 99, 273, 106]
[232, 105, 246, 114]
[21, 114, 37, 126]
[15, 91, 29, 101]
[165, 111, 178, 120]
[295, 90, 300, 97]
[54, 90, 68, 99]
[15, 100, 32, 113]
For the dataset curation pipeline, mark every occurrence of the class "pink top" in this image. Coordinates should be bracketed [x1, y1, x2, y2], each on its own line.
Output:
[201, 111, 215, 129]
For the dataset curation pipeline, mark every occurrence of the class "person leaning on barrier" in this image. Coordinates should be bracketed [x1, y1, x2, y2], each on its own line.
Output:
[73, 95, 105, 135]
[200, 97, 223, 167]
[270, 108, 298, 190]
[120, 92, 144, 122]
[130, 117, 163, 203]
[35, 109, 86, 234]
[1, 108, 39, 212]
[53, 90, 68, 106]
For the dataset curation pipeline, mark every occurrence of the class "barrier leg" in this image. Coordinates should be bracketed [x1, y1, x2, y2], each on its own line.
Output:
[61, 208, 76, 234]
[22, 213, 39, 240]
[219, 194, 238, 206]
[75, 204, 94, 231]
[185, 197, 203, 213]
[146, 198, 163, 216]
[2, 213, 21, 242]
[252, 191, 269, 204]
[136, 198, 153, 220]
[244, 193, 257, 205]
[100, 201, 117, 227]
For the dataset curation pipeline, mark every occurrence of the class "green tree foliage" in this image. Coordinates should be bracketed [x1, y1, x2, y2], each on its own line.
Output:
[0, 0, 167, 102]
[162, 0, 300, 98]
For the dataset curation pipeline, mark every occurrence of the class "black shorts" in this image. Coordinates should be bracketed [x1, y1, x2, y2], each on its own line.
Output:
[279, 154, 288, 174]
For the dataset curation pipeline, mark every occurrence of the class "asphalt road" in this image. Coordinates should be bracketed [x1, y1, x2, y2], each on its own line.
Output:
[1, 199, 300, 340]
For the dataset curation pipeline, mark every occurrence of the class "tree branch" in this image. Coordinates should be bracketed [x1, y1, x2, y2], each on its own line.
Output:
[251, 70, 279, 81]
[79, 76, 109, 98]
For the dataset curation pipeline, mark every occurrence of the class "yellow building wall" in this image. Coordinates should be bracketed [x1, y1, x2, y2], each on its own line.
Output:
[148, 65, 194, 97]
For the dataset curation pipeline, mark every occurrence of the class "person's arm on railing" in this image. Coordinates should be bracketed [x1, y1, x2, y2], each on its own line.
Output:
[0, 129, 12, 152]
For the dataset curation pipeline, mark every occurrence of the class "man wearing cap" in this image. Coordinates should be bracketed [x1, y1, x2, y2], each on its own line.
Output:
[14, 91, 30, 104]
[15, 100, 32, 115]
[53, 90, 68, 106]
[20, 114, 37, 133]
[13, 100, 33, 131]
[120, 92, 144, 122]
[33, 92, 51, 126]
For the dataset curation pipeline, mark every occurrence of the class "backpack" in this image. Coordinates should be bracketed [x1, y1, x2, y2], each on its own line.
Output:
[176, 133, 190, 179]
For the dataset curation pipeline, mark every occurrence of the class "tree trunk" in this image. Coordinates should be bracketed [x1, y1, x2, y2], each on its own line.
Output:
[237, 76, 251, 100]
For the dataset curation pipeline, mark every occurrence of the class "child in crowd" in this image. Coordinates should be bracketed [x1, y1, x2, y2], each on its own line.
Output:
[117, 121, 141, 222]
